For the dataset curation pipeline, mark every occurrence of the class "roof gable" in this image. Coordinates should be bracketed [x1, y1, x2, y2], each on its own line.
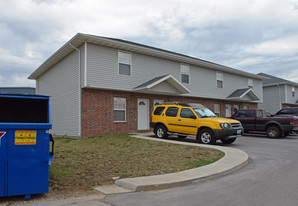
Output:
[226, 88, 261, 102]
[133, 74, 190, 95]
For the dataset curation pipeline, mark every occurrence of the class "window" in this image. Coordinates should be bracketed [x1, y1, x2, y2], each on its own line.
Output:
[292, 87, 295, 97]
[247, 110, 255, 117]
[113, 97, 126, 122]
[248, 79, 253, 89]
[165, 107, 179, 117]
[234, 110, 246, 118]
[118, 51, 131, 76]
[154, 107, 165, 115]
[181, 64, 190, 84]
[214, 104, 220, 117]
[180, 108, 196, 118]
[216, 72, 223, 88]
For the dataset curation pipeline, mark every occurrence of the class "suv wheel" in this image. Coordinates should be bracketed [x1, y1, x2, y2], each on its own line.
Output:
[266, 126, 281, 138]
[197, 128, 216, 144]
[155, 125, 168, 139]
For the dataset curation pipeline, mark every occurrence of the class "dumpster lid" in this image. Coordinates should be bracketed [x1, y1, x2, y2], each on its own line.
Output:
[0, 93, 50, 98]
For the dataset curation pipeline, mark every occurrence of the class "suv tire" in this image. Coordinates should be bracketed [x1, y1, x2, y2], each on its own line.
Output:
[197, 128, 216, 144]
[155, 125, 168, 139]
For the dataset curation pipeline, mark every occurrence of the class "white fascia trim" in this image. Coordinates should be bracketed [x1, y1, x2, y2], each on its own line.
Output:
[84, 42, 87, 87]
[136, 74, 190, 94]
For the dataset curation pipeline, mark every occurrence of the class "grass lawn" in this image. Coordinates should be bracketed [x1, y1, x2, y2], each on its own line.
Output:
[49, 134, 224, 192]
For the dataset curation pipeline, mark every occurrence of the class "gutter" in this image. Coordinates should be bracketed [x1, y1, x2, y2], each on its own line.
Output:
[68, 42, 82, 137]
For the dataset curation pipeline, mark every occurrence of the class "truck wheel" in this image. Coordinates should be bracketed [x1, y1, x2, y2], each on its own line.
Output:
[221, 138, 236, 144]
[266, 126, 281, 138]
[197, 129, 216, 144]
[155, 125, 168, 139]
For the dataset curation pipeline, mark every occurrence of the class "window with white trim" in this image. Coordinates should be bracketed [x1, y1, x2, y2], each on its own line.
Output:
[216, 72, 223, 88]
[118, 51, 131, 76]
[292, 87, 295, 97]
[113, 97, 126, 122]
[181, 64, 190, 84]
[214, 104, 220, 117]
[248, 78, 253, 89]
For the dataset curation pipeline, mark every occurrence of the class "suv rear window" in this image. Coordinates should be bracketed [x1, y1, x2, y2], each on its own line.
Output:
[154, 107, 165, 115]
[165, 107, 179, 117]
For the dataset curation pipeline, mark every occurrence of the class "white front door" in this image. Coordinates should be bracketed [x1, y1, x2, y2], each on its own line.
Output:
[225, 104, 232, 117]
[138, 98, 149, 130]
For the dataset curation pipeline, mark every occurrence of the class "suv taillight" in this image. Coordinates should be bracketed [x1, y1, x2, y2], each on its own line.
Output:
[290, 120, 294, 125]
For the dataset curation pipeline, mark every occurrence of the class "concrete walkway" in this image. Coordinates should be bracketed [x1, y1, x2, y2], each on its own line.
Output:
[95, 133, 249, 194]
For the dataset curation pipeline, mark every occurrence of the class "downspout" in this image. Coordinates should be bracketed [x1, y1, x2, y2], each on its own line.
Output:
[276, 83, 281, 110]
[69, 42, 82, 137]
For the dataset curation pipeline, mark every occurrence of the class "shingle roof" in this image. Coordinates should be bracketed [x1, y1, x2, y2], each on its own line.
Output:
[227, 88, 251, 98]
[226, 88, 261, 102]
[133, 74, 190, 94]
[134, 75, 169, 89]
[29, 33, 265, 80]
[258, 73, 298, 86]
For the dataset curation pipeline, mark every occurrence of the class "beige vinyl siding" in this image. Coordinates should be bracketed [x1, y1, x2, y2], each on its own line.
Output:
[37, 49, 81, 137]
[85, 43, 263, 101]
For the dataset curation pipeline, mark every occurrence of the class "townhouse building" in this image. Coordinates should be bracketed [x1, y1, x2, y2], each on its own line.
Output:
[29, 33, 263, 137]
[258, 73, 298, 114]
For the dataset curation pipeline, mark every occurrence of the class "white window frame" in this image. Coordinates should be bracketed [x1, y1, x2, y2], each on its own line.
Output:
[180, 64, 190, 84]
[113, 97, 126, 122]
[216, 71, 223, 89]
[118, 51, 132, 76]
[292, 87, 295, 97]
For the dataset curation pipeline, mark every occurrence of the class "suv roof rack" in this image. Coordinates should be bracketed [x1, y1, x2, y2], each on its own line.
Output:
[163, 102, 205, 107]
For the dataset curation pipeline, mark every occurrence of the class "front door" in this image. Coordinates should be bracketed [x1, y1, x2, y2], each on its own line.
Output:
[138, 99, 149, 130]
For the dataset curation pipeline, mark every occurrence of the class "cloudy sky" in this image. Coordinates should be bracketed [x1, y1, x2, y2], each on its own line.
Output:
[1, 0, 298, 87]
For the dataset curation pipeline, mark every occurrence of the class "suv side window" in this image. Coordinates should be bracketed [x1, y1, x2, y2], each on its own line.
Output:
[154, 107, 165, 115]
[165, 107, 179, 117]
[180, 108, 196, 118]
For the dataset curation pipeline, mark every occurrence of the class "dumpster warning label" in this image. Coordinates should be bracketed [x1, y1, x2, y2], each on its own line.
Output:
[15, 131, 37, 145]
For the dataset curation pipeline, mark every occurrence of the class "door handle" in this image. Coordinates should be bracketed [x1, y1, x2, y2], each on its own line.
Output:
[178, 119, 181, 121]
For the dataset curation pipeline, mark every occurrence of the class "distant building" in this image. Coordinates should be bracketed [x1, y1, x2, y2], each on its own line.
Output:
[258, 73, 298, 114]
[0, 87, 36, 94]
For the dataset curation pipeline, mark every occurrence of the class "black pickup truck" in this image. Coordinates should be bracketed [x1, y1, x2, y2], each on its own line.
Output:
[231, 109, 298, 138]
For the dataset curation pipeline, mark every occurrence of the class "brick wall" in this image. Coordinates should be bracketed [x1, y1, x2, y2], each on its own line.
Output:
[81, 88, 257, 137]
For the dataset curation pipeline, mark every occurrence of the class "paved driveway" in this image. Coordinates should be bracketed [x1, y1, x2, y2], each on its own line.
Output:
[106, 133, 298, 206]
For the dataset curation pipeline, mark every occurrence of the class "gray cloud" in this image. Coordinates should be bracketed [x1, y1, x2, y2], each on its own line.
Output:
[0, 0, 298, 86]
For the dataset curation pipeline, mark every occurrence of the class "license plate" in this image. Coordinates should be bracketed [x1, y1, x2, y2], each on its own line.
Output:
[236, 130, 242, 135]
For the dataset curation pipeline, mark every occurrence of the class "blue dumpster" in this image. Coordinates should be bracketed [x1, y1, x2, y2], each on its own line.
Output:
[0, 94, 54, 199]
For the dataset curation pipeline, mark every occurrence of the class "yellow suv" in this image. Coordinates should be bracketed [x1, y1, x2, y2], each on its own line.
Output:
[150, 103, 243, 144]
